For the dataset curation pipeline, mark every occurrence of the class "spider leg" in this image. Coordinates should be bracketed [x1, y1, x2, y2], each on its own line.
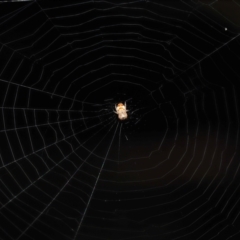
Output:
[124, 102, 129, 111]
[114, 104, 118, 114]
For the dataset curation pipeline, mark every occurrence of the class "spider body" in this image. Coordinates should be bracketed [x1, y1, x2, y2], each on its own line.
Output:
[114, 102, 128, 120]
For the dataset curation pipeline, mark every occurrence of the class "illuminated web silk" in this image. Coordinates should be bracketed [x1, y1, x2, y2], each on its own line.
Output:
[0, 1, 240, 240]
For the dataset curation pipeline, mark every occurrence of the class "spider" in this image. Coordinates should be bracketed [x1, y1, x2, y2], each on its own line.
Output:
[114, 102, 128, 120]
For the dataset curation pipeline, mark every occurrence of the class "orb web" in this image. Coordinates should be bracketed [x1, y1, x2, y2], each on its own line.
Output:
[0, 1, 240, 240]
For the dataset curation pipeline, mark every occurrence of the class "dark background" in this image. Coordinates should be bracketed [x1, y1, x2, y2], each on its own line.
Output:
[0, 0, 240, 239]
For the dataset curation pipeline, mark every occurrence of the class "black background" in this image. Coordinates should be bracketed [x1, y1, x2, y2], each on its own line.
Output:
[0, 1, 240, 239]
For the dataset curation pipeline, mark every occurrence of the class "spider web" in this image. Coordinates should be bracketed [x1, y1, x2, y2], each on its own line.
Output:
[0, 0, 240, 239]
